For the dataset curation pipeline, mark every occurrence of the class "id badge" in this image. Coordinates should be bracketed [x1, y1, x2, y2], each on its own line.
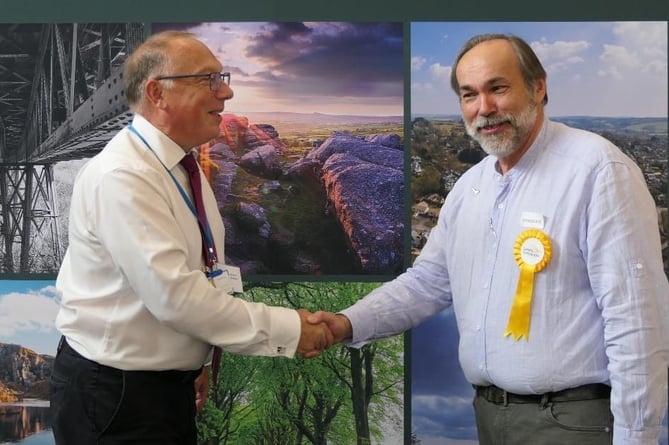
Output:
[211, 263, 243, 294]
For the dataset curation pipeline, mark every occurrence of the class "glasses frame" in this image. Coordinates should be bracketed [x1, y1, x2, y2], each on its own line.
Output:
[154, 72, 231, 91]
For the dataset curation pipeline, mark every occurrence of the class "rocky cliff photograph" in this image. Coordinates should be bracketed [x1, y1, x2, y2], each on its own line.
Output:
[152, 22, 405, 277]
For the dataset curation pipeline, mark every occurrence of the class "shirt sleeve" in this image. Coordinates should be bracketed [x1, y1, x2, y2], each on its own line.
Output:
[341, 204, 454, 347]
[585, 159, 669, 444]
[94, 163, 301, 358]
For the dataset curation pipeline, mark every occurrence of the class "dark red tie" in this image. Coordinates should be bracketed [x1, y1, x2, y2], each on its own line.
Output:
[179, 153, 222, 385]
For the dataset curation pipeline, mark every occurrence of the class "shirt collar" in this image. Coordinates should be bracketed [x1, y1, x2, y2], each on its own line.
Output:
[130, 114, 191, 170]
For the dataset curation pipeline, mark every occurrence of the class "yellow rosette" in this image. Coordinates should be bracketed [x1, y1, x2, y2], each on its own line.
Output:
[504, 229, 552, 341]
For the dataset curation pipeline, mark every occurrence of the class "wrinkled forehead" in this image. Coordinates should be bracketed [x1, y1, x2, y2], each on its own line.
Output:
[170, 37, 222, 73]
[456, 40, 521, 84]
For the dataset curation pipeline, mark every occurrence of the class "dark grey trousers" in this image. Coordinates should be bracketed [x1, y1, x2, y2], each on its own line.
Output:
[473, 392, 613, 445]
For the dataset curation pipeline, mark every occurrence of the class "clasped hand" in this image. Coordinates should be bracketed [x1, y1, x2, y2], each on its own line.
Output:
[297, 309, 352, 358]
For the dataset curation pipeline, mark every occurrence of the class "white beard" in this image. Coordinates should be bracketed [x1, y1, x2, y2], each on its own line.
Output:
[465, 100, 538, 158]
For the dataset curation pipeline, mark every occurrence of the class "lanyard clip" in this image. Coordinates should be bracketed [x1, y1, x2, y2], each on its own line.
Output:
[206, 268, 223, 279]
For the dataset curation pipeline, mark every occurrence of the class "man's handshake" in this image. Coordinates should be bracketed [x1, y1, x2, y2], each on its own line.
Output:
[296, 309, 353, 358]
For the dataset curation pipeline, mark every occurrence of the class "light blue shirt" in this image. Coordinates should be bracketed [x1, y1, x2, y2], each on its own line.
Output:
[342, 118, 669, 444]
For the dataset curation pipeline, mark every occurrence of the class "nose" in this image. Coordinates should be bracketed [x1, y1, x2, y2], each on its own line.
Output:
[478, 93, 496, 117]
[216, 83, 234, 101]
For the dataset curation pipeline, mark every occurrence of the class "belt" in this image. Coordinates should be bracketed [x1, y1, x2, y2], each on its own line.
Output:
[474, 383, 611, 405]
[58, 336, 202, 384]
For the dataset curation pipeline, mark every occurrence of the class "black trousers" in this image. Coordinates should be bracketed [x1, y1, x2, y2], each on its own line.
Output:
[50, 337, 202, 445]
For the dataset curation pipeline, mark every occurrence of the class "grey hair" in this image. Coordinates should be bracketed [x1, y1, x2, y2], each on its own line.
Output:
[123, 30, 195, 109]
[450, 33, 548, 105]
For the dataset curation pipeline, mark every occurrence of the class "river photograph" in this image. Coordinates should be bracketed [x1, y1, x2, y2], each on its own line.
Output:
[0, 400, 52, 444]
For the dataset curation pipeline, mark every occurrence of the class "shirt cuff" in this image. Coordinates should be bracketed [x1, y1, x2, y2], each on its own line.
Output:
[613, 424, 662, 445]
[339, 307, 371, 348]
[203, 347, 213, 367]
[267, 306, 301, 357]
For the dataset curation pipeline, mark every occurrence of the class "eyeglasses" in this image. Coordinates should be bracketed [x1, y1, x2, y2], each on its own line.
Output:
[154, 72, 231, 91]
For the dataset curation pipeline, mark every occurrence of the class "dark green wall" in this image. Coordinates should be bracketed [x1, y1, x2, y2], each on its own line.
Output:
[5, 0, 668, 22]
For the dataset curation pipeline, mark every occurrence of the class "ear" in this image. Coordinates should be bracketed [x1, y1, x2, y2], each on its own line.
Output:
[533, 76, 547, 103]
[144, 79, 167, 109]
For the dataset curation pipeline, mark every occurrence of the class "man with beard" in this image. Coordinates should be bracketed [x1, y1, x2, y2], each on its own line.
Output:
[309, 34, 669, 444]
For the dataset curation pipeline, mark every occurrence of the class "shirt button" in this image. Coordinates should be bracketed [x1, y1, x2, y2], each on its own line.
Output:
[483, 283, 489, 289]
[277, 346, 286, 354]
[635, 263, 643, 269]
[498, 203, 504, 209]
[476, 325, 481, 331]
[478, 364, 484, 370]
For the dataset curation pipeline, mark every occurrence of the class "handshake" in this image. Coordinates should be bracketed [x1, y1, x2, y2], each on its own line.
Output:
[296, 309, 352, 358]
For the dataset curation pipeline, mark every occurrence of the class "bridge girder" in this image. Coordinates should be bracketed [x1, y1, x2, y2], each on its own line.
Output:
[0, 23, 144, 164]
[0, 23, 145, 273]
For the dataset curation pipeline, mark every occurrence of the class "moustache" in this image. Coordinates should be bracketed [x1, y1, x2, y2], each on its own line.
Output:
[472, 115, 514, 131]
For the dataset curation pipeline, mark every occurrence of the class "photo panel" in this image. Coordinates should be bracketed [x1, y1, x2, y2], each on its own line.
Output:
[197, 281, 404, 445]
[0, 279, 404, 444]
[410, 21, 668, 445]
[0, 279, 59, 443]
[151, 22, 405, 278]
[0, 23, 144, 276]
[0, 20, 406, 445]
[0, 22, 405, 279]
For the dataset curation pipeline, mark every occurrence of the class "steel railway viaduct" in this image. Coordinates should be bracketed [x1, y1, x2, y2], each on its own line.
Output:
[0, 23, 144, 273]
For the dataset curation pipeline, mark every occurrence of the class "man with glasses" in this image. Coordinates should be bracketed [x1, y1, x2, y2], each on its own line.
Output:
[50, 30, 332, 445]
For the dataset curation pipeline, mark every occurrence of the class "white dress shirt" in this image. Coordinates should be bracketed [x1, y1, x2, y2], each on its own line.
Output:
[342, 119, 669, 444]
[56, 114, 300, 371]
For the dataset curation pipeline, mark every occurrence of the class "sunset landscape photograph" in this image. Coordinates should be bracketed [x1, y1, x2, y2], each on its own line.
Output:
[152, 22, 405, 277]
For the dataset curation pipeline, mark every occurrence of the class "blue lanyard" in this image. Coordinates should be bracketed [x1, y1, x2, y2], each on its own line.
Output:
[127, 123, 220, 273]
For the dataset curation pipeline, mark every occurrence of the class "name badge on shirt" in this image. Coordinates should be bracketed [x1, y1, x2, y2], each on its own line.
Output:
[520, 212, 544, 229]
[212, 264, 244, 294]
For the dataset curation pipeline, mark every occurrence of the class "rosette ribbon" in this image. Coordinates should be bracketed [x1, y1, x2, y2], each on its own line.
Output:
[504, 229, 552, 341]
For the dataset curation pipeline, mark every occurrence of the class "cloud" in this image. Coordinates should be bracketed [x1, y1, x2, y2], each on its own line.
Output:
[412, 56, 427, 71]
[531, 38, 590, 75]
[597, 66, 622, 79]
[412, 82, 435, 93]
[519, 23, 666, 116]
[429, 63, 451, 83]
[245, 22, 403, 87]
[645, 59, 667, 75]
[600, 44, 640, 68]
[412, 394, 477, 440]
[532, 38, 590, 61]
[0, 286, 59, 336]
[153, 22, 404, 115]
[214, 22, 404, 112]
[612, 21, 667, 55]
[601, 22, 667, 77]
